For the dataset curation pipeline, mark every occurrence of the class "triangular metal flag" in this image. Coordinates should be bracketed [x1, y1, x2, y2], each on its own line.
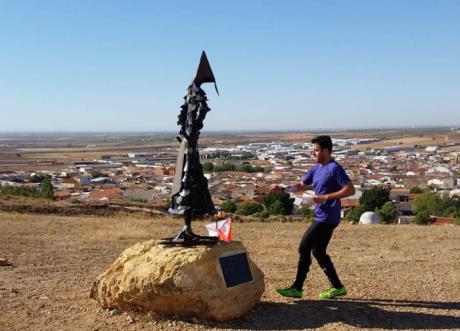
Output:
[193, 51, 219, 95]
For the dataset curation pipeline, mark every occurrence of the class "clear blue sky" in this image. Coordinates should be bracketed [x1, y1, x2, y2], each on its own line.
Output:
[0, 1, 459, 132]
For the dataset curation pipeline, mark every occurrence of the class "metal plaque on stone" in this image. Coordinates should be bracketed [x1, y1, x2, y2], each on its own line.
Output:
[219, 252, 253, 288]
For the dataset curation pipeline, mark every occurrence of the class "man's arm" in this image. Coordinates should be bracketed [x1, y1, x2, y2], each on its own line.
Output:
[284, 167, 315, 193]
[313, 182, 355, 203]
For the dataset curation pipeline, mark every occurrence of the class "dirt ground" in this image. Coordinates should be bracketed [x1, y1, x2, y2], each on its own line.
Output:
[0, 212, 459, 330]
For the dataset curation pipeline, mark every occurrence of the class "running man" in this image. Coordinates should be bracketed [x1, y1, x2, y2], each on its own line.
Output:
[277, 135, 355, 299]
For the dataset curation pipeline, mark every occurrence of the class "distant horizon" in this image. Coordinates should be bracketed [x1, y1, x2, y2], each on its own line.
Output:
[0, 125, 458, 138]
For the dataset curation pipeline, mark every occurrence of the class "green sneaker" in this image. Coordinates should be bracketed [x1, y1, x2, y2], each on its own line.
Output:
[319, 287, 347, 299]
[276, 287, 303, 298]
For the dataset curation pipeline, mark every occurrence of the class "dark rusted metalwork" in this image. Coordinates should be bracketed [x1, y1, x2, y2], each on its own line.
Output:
[162, 51, 219, 245]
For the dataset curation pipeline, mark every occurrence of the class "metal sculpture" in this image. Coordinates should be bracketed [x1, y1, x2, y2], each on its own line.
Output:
[163, 51, 219, 245]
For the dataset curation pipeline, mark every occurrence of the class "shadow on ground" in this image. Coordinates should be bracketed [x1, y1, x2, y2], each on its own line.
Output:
[211, 298, 460, 330]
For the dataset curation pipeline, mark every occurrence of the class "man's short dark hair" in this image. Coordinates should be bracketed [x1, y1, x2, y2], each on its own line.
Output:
[311, 135, 333, 153]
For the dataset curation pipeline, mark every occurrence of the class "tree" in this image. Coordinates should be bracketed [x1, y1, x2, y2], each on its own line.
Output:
[414, 210, 432, 225]
[345, 205, 365, 223]
[263, 191, 294, 215]
[253, 166, 265, 173]
[359, 187, 390, 211]
[202, 162, 214, 173]
[0, 185, 41, 198]
[236, 202, 263, 215]
[214, 162, 236, 172]
[412, 192, 460, 222]
[443, 206, 460, 218]
[221, 200, 237, 213]
[269, 200, 284, 215]
[439, 193, 460, 217]
[376, 201, 399, 224]
[237, 164, 254, 173]
[235, 163, 264, 173]
[224, 151, 254, 160]
[41, 175, 54, 200]
[409, 186, 424, 194]
[412, 192, 442, 216]
[300, 206, 314, 220]
[446, 206, 460, 219]
[31, 174, 45, 183]
[212, 162, 264, 173]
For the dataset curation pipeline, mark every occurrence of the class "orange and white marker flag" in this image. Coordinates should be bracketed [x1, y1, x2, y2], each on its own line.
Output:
[205, 218, 232, 242]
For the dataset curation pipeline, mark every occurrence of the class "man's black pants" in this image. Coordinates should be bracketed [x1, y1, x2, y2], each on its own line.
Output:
[293, 221, 343, 291]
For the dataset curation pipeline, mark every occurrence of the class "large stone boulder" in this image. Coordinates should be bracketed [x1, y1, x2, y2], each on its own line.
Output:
[91, 240, 264, 321]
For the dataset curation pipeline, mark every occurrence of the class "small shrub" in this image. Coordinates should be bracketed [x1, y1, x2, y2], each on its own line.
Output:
[221, 200, 237, 213]
[414, 210, 432, 225]
[236, 202, 263, 216]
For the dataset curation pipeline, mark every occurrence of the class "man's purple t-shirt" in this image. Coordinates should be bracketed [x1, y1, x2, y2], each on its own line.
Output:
[301, 160, 351, 224]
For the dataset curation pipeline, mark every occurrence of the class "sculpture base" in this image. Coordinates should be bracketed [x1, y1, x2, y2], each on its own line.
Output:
[90, 240, 265, 321]
[160, 225, 218, 246]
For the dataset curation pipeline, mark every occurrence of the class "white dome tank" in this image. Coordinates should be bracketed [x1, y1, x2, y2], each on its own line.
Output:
[359, 211, 381, 225]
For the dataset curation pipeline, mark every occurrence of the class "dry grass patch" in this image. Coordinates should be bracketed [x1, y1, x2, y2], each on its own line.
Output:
[0, 212, 459, 330]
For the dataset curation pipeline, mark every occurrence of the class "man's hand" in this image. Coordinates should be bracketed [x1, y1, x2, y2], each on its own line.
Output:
[285, 185, 299, 193]
[272, 183, 307, 193]
[313, 195, 329, 203]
